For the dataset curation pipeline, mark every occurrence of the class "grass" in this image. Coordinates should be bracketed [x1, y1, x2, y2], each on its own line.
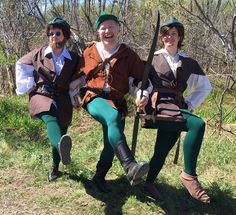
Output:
[0, 95, 235, 215]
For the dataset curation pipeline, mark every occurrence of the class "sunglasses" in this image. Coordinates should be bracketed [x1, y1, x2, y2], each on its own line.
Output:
[48, 31, 62, 37]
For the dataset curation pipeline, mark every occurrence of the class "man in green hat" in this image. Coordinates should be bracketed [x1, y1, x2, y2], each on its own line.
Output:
[70, 11, 153, 193]
[15, 17, 80, 182]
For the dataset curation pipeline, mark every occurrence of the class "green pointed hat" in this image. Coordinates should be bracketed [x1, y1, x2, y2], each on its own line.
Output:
[95, 12, 119, 30]
[161, 17, 183, 29]
[48, 17, 70, 29]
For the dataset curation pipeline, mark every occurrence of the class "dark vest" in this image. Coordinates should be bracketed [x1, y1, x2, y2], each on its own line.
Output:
[149, 53, 204, 108]
[141, 53, 205, 128]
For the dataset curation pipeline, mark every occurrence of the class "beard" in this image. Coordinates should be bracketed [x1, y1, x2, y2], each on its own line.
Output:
[49, 39, 67, 50]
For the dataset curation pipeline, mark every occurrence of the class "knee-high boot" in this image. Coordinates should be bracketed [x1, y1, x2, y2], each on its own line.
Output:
[115, 141, 149, 186]
[92, 161, 112, 193]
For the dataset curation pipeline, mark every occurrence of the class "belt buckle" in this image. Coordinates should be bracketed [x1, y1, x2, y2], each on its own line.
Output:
[41, 85, 53, 97]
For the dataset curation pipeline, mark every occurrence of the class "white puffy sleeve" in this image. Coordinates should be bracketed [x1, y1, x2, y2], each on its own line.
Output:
[185, 74, 212, 110]
[15, 61, 35, 95]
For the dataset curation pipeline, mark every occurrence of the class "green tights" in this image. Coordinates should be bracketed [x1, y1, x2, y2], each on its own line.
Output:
[37, 105, 67, 165]
[87, 97, 125, 164]
[146, 110, 205, 183]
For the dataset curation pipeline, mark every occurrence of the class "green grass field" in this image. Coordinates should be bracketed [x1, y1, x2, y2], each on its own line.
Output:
[0, 95, 235, 215]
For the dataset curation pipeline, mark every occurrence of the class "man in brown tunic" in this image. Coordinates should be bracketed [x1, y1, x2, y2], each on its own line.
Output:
[70, 12, 153, 192]
[15, 17, 80, 182]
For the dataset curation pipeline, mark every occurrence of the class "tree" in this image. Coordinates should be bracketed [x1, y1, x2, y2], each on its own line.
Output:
[0, 0, 41, 94]
[179, 0, 236, 131]
[0, 0, 235, 129]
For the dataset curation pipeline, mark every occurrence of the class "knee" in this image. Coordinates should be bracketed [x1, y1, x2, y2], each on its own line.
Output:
[106, 111, 120, 126]
[196, 118, 205, 128]
[191, 117, 205, 132]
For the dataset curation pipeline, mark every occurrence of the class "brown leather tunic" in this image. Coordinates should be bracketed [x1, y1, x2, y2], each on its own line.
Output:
[18, 46, 80, 128]
[74, 43, 145, 115]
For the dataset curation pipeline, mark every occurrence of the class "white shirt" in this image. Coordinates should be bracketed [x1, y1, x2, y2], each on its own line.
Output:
[45, 46, 72, 75]
[96, 42, 121, 92]
[96, 42, 153, 100]
[154, 49, 212, 110]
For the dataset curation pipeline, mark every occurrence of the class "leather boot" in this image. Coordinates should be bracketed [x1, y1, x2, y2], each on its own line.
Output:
[58, 134, 72, 165]
[48, 163, 62, 182]
[92, 161, 112, 193]
[180, 171, 211, 203]
[143, 182, 164, 201]
[114, 141, 149, 186]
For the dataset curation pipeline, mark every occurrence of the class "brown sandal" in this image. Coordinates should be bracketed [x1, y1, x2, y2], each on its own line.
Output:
[180, 171, 210, 203]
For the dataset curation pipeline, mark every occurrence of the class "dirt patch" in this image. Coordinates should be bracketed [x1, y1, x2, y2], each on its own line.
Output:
[0, 168, 94, 215]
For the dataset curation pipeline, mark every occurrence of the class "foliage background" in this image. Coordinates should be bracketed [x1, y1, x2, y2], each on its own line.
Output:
[0, 0, 235, 128]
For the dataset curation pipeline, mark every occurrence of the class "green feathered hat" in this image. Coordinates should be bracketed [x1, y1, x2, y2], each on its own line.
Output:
[48, 17, 70, 29]
[161, 17, 183, 29]
[95, 12, 119, 30]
